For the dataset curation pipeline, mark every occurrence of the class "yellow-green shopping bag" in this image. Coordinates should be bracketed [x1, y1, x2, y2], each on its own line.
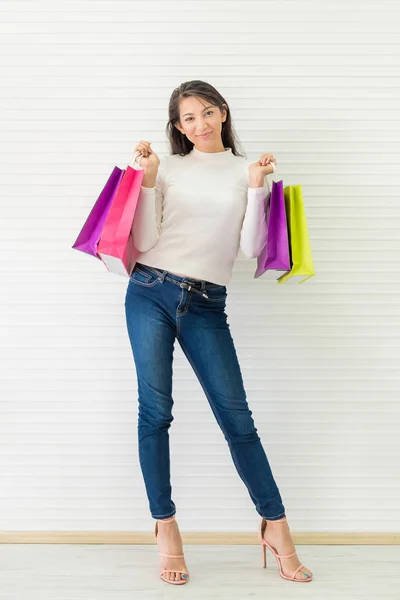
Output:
[277, 184, 315, 284]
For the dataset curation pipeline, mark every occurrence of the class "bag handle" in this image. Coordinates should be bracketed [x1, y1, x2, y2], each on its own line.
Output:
[128, 151, 144, 170]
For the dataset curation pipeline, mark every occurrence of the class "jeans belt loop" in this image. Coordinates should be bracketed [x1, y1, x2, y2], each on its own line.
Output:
[149, 267, 165, 282]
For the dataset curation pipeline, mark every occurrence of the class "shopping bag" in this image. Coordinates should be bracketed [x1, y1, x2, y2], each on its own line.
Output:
[97, 163, 144, 277]
[72, 167, 124, 259]
[277, 184, 315, 284]
[254, 179, 291, 280]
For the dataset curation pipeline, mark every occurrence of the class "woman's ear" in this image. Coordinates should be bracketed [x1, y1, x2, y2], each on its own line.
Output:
[221, 104, 228, 122]
[174, 122, 184, 134]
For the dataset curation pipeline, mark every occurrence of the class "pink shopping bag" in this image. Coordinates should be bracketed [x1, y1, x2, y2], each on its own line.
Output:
[97, 162, 144, 277]
[254, 180, 291, 280]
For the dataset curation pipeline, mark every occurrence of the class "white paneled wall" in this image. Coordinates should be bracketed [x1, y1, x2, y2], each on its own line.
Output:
[1, 0, 399, 534]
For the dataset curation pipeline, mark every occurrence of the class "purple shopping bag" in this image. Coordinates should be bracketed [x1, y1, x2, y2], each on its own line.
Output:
[72, 166, 125, 259]
[254, 179, 291, 279]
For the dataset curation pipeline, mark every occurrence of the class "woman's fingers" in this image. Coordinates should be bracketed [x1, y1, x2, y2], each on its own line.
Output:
[259, 154, 276, 166]
[140, 141, 151, 151]
[134, 141, 152, 157]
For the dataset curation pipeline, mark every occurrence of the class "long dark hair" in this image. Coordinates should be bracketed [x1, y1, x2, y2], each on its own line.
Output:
[165, 80, 246, 158]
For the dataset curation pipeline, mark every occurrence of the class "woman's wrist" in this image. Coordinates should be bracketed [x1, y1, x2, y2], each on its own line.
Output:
[249, 177, 264, 189]
[142, 167, 158, 188]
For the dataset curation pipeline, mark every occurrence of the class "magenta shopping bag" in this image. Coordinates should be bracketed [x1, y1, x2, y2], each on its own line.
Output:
[254, 180, 291, 279]
[72, 167, 124, 260]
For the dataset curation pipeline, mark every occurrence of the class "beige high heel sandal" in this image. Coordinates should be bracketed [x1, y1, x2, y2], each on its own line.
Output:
[154, 515, 190, 584]
[259, 517, 313, 582]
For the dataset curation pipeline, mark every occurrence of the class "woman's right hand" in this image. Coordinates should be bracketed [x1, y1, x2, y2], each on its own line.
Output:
[132, 140, 160, 172]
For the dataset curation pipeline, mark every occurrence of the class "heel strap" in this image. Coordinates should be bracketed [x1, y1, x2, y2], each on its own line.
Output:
[275, 548, 297, 559]
[158, 552, 184, 558]
[261, 537, 297, 560]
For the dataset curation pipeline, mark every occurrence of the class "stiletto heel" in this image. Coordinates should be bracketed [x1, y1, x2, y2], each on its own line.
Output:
[261, 539, 267, 568]
[154, 515, 190, 585]
[259, 517, 313, 582]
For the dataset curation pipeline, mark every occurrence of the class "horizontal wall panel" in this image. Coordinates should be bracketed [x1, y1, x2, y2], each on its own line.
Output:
[0, 0, 399, 534]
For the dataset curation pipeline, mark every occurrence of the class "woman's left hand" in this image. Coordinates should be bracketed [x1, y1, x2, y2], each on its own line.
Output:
[248, 153, 277, 180]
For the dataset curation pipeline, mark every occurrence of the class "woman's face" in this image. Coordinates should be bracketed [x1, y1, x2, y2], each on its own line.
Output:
[174, 96, 227, 152]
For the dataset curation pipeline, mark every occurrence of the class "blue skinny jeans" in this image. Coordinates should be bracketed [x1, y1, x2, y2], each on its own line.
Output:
[124, 262, 286, 521]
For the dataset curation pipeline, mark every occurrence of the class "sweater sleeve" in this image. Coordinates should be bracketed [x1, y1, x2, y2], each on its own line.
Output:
[131, 156, 167, 252]
[240, 168, 274, 259]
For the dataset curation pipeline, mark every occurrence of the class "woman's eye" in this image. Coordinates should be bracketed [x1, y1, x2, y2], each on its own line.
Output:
[186, 111, 213, 122]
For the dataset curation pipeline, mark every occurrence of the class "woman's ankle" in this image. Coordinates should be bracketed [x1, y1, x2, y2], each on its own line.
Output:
[158, 515, 176, 523]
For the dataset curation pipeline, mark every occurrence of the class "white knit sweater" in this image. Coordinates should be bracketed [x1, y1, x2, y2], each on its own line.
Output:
[131, 145, 275, 286]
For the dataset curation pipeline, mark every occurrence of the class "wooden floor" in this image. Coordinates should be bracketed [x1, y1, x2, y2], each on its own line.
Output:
[1, 543, 399, 599]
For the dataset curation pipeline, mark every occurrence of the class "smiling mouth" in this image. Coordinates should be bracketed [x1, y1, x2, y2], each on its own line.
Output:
[198, 132, 211, 137]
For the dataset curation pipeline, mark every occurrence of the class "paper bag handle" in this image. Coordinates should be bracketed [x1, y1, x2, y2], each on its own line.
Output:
[129, 151, 144, 170]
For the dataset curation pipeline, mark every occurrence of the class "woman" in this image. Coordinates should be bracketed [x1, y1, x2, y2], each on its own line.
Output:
[125, 80, 313, 585]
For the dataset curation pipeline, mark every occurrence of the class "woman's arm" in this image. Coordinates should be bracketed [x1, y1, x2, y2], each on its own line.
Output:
[131, 158, 166, 252]
[240, 166, 274, 258]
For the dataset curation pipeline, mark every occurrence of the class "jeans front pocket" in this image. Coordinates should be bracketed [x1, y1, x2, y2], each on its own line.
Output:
[129, 264, 160, 287]
[203, 284, 227, 302]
